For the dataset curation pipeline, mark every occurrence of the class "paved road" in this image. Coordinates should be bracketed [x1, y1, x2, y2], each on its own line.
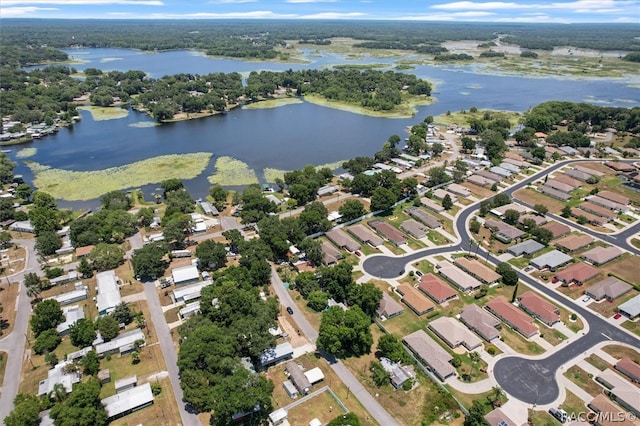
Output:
[362, 158, 640, 405]
[143, 282, 200, 426]
[270, 267, 399, 426]
[0, 239, 40, 421]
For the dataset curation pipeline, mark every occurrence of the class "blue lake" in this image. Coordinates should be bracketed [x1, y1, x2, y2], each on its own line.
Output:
[16, 48, 640, 209]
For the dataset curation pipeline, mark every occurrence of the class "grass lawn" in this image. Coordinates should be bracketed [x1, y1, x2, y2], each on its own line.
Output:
[111, 377, 181, 426]
[631, 239, 640, 250]
[563, 365, 603, 397]
[164, 306, 181, 324]
[426, 229, 449, 245]
[587, 289, 639, 319]
[601, 344, 640, 363]
[513, 188, 566, 215]
[99, 344, 167, 399]
[560, 389, 586, 417]
[0, 351, 6, 387]
[499, 326, 545, 356]
[585, 354, 610, 371]
[598, 253, 640, 286]
[286, 389, 344, 426]
[621, 320, 640, 337]
[449, 387, 507, 414]
[507, 256, 531, 270]
[0, 282, 19, 336]
[412, 260, 436, 275]
[528, 409, 559, 425]
[539, 324, 567, 346]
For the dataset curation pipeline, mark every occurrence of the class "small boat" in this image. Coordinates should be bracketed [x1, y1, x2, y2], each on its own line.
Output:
[0, 150, 11, 153]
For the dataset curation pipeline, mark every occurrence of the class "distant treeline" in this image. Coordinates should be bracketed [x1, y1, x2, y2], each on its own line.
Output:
[1, 19, 638, 63]
[0, 58, 432, 123]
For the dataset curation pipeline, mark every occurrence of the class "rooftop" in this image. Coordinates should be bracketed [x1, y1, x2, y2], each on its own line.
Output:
[460, 304, 500, 341]
[397, 284, 435, 315]
[454, 257, 501, 284]
[437, 261, 483, 291]
[417, 273, 457, 303]
[586, 276, 632, 301]
[348, 224, 384, 246]
[171, 264, 200, 284]
[554, 262, 600, 284]
[96, 270, 121, 314]
[530, 249, 573, 270]
[403, 329, 455, 380]
[325, 228, 360, 252]
[518, 291, 560, 325]
[485, 297, 538, 337]
[509, 239, 545, 256]
[581, 246, 622, 265]
[619, 294, 640, 318]
[428, 316, 482, 350]
[597, 190, 629, 206]
[555, 234, 594, 252]
[377, 292, 404, 318]
[541, 222, 571, 238]
[102, 382, 154, 420]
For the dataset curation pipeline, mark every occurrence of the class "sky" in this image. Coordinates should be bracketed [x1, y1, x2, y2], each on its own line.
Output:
[1, 0, 639, 23]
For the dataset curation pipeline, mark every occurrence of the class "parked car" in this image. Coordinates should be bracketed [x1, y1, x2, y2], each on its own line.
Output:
[614, 313, 622, 319]
[415, 270, 423, 277]
[354, 250, 361, 257]
[286, 306, 294, 315]
[582, 295, 591, 303]
[524, 266, 533, 272]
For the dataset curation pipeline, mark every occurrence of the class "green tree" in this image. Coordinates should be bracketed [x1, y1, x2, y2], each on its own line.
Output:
[100, 190, 132, 210]
[69, 318, 96, 348]
[464, 399, 490, 426]
[531, 227, 554, 245]
[45, 351, 59, 367]
[317, 305, 373, 358]
[533, 204, 549, 216]
[377, 333, 409, 363]
[24, 272, 43, 301]
[307, 290, 329, 311]
[428, 166, 450, 187]
[195, 240, 228, 271]
[470, 218, 481, 234]
[370, 187, 397, 212]
[131, 241, 168, 280]
[503, 209, 520, 225]
[461, 136, 476, 152]
[442, 194, 453, 210]
[35, 230, 62, 256]
[161, 178, 184, 198]
[33, 329, 61, 354]
[81, 350, 100, 376]
[5, 393, 41, 426]
[501, 268, 519, 286]
[15, 183, 33, 202]
[209, 185, 228, 209]
[96, 315, 119, 341]
[77, 257, 93, 279]
[88, 243, 125, 271]
[112, 302, 133, 325]
[30, 299, 64, 336]
[338, 199, 367, 222]
[561, 204, 572, 218]
[299, 237, 323, 267]
[350, 282, 382, 319]
[327, 413, 362, 426]
[0, 230, 12, 249]
[50, 378, 108, 426]
[371, 360, 391, 387]
[163, 213, 192, 248]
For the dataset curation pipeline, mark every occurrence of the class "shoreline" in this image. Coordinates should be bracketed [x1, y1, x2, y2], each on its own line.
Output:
[302, 94, 435, 119]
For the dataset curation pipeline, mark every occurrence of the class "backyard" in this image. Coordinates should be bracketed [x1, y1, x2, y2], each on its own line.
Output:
[563, 365, 604, 397]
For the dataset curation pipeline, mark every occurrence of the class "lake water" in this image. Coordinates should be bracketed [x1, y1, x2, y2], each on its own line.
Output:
[16, 48, 640, 209]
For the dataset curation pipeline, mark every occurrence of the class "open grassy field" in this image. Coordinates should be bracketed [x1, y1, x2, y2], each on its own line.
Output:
[528, 409, 558, 425]
[621, 320, 640, 337]
[564, 365, 604, 397]
[303, 93, 434, 119]
[601, 344, 640, 363]
[243, 98, 303, 109]
[598, 253, 640, 287]
[499, 325, 545, 356]
[78, 106, 129, 121]
[513, 188, 566, 215]
[27, 153, 213, 201]
[585, 354, 610, 371]
[286, 389, 345, 425]
[560, 389, 586, 417]
[433, 109, 522, 128]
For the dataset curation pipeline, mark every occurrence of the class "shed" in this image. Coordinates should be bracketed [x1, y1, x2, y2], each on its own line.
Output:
[98, 369, 111, 384]
[283, 380, 298, 398]
[304, 367, 325, 384]
[285, 361, 311, 395]
[114, 375, 137, 393]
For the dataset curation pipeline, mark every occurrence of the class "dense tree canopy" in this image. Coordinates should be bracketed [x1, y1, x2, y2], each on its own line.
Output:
[317, 305, 373, 358]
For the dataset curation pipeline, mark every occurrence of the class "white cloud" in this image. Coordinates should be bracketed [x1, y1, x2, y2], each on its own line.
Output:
[0, 6, 58, 16]
[149, 10, 297, 18]
[2, 0, 163, 4]
[431, 1, 532, 10]
[299, 12, 367, 19]
[285, 0, 338, 3]
[208, 0, 258, 3]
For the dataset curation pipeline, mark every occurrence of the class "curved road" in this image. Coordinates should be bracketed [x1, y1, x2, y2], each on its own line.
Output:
[363, 158, 640, 405]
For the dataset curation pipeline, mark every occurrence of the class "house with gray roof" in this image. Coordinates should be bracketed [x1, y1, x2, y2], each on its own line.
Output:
[558, 146, 579, 156]
[508, 239, 545, 257]
[405, 207, 440, 229]
[285, 361, 311, 395]
[348, 224, 383, 247]
[94, 328, 145, 357]
[325, 229, 360, 252]
[377, 292, 404, 319]
[585, 277, 632, 301]
[468, 175, 493, 187]
[38, 360, 81, 397]
[564, 168, 592, 182]
[460, 304, 500, 341]
[321, 241, 342, 265]
[538, 185, 571, 201]
[530, 249, 573, 270]
[490, 166, 512, 178]
[581, 246, 622, 266]
[102, 382, 154, 421]
[259, 342, 294, 368]
[475, 169, 502, 182]
[96, 271, 121, 315]
[499, 162, 520, 174]
[401, 219, 427, 239]
[618, 294, 640, 319]
[428, 317, 482, 351]
[369, 219, 407, 246]
[403, 330, 456, 381]
[545, 179, 574, 193]
[420, 197, 445, 213]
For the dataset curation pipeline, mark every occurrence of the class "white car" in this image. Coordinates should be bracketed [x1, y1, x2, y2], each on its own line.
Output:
[582, 295, 591, 303]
